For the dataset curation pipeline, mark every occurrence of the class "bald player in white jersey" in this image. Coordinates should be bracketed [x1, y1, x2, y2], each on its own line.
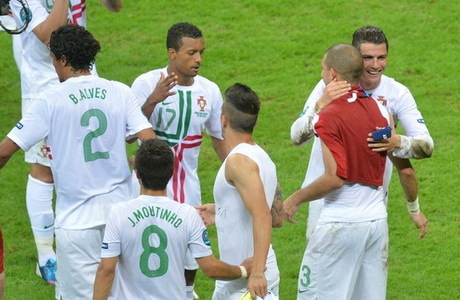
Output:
[0, 25, 155, 299]
[94, 139, 252, 300]
[285, 43, 393, 300]
[290, 25, 431, 240]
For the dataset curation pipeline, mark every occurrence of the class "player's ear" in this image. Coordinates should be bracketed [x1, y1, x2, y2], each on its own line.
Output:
[221, 113, 228, 128]
[168, 48, 176, 60]
[330, 68, 338, 81]
[135, 169, 142, 183]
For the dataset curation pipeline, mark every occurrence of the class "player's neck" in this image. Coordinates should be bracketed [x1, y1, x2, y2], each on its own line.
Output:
[167, 65, 194, 86]
[359, 79, 380, 91]
[140, 188, 167, 197]
[64, 69, 91, 81]
[224, 131, 255, 152]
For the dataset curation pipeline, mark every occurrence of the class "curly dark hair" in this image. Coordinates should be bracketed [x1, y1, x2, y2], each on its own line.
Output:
[49, 24, 101, 72]
[166, 22, 202, 51]
[135, 139, 174, 191]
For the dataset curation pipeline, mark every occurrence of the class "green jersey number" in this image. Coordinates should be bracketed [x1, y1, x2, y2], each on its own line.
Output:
[80, 109, 110, 162]
[140, 225, 169, 278]
[299, 264, 311, 288]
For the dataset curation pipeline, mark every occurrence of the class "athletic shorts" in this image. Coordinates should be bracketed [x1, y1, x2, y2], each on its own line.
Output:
[0, 228, 4, 272]
[297, 219, 388, 300]
[212, 286, 279, 300]
[22, 98, 50, 167]
[55, 225, 105, 300]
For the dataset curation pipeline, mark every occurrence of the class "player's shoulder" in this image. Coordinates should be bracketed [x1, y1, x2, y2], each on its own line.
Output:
[194, 74, 220, 90]
[133, 67, 166, 84]
[379, 75, 410, 92]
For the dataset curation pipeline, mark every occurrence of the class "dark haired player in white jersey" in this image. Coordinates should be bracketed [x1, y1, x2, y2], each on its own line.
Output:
[285, 43, 392, 299]
[93, 139, 252, 300]
[131, 22, 227, 299]
[290, 25, 431, 241]
[9, 0, 123, 287]
[198, 83, 281, 299]
[0, 24, 155, 299]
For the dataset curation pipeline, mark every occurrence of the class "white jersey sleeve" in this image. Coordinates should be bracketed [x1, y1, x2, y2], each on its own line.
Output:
[131, 69, 164, 108]
[389, 88, 433, 158]
[7, 97, 49, 151]
[100, 205, 121, 258]
[204, 81, 224, 140]
[123, 84, 153, 137]
[290, 79, 325, 146]
[10, 0, 48, 34]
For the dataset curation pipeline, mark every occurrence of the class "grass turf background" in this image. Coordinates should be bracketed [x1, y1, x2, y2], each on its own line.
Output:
[0, 0, 459, 298]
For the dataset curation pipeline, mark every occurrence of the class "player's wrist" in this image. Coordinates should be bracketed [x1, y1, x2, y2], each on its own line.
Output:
[239, 265, 248, 278]
[406, 197, 420, 215]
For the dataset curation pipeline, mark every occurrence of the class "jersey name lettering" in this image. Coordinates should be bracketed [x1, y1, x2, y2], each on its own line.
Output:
[69, 87, 107, 104]
[128, 205, 183, 228]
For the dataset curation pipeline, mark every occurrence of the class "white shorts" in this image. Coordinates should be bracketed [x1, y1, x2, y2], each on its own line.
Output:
[298, 219, 388, 300]
[22, 98, 50, 166]
[306, 199, 324, 240]
[55, 225, 105, 300]
[212, 287, 279, 300]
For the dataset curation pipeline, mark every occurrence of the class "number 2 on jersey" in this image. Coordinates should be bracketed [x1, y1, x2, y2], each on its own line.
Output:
[140, 225, 169, 278]
[80, 109, 110, 162]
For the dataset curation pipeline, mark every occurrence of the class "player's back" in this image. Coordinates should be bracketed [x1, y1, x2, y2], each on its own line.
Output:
[104, 195, 211, 299]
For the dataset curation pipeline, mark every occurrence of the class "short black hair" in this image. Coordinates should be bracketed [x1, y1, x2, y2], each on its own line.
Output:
[166, 22, 202, 51]
[223, 83, 260, 133]
[135, 139, 174, 191]
[352, 25, 389, 51]
[49, 24, 100, 72]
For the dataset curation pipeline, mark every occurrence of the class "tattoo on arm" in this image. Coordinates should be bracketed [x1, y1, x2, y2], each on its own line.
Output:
[271, 183, 284, 228]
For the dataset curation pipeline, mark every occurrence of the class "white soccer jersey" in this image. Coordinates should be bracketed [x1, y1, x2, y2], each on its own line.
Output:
[7, 75, 152, 229]
[132, 67, 223, 206]
[11, 0, 88, 100]
[101, 195, 212, 300]
[213, 143, 279, 293]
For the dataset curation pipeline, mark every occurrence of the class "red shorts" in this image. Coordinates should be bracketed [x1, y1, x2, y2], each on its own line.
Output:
[0, 228, 4, 272]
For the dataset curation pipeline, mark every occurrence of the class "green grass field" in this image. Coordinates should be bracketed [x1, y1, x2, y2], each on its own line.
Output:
[1, 0, 459, 299]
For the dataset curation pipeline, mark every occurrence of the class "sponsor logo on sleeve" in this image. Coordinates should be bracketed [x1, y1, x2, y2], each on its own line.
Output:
[202, 229, 211, 246]
[102, 243, 108, 249]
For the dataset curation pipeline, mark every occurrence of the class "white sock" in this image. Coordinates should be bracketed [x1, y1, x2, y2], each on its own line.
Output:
[26, 175, 56, 265]
[186, 284, 195, 300]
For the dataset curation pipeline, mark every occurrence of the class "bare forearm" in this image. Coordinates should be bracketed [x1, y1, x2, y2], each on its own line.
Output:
[252, 212, 272, 274]
[211, 137, 227, 162]
[93, 271, 115, 300]
[388, 155, 418, 201]
[34, 0, 69, 44]
[198, 256, 243, 280]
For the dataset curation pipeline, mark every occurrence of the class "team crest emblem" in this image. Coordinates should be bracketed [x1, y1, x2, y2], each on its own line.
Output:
[40, 145, 53, 160]
[197, 96, 207, 112]
[376, 96, 387, 106]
